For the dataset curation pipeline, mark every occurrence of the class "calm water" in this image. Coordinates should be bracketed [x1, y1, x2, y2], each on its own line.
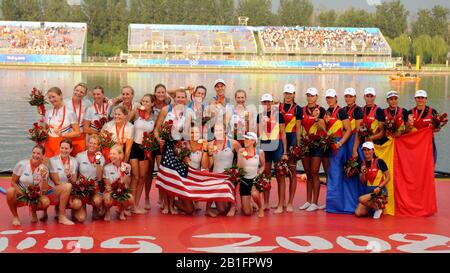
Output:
[0, 69, 448, 172]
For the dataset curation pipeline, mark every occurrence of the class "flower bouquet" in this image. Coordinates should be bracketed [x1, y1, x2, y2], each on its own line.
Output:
[99, 131, 115, 163]
[141, 132, 159, 159]
[305, 134, 322, 151]
[431, 113, 448, 130]
[289, 136, 311, 161]
[173, 140, 191, 165]
[110, 178, 131, 202]
[320, 133, 337, 153]
[343, 157, 359, 177]
[254, 173, 271, 192]
[224, 164, 246, 186]
[370, 190, 388, 210]
[17, 184, 41, 209]
[71, 175, 96, 204]
[28, 122, 49, 145]
[28, 87, 47, 116]
[358, 124, 373, 141]
[93, 116, 108, 131]
[275, 159, 290, 177]
[158, 120, 174, 153]
[384, 116, 398, 136]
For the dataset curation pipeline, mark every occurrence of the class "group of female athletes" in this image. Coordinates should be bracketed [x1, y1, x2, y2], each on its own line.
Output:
[6, 79, 443, 225]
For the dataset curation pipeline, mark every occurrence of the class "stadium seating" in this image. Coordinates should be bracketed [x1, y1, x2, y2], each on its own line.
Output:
[128, 24, 257, 54]
[0, 21, 86, 55]
[259, 26, 391, 55]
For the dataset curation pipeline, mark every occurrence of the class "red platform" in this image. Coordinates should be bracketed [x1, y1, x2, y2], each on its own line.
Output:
[1, 177, 449, 253]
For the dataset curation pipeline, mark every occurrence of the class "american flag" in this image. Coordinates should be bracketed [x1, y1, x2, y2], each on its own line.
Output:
[156, 144, 235, 202]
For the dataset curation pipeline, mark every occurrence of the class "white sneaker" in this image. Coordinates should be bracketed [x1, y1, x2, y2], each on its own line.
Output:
[317, 204, 326, 210]
[299, 202, 311, 210]
[306, 203, 319, 212]
[373, 209, 383, 219]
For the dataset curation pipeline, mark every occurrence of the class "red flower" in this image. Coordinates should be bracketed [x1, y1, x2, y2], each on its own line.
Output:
[173, 141, 191, 165]
[28, 121, 48, 144]
[224, 165, 246, 186]
[431, 112, 448, 129]
[275, 159, 290, 177]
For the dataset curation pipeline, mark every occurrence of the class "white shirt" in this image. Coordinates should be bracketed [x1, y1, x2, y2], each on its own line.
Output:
[164, 105, 185, 141]
[76, 151, 105, 180]
[45, 106, 78, 137]
[48, 155, 78, 187]
[133, 115, 155, 144]
[102, 120, 134, 145]
[189, 150, 202, 170]
[212, 140, 234, 173]
[242, 149, 260, 179]
[103, 162, 131, 182]
[13, 159, 46, 188]
[84, 101, 113, 132]
[64, 97, 92, 128]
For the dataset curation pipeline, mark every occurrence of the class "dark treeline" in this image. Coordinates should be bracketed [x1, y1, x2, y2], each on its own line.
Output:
[0, 0, 449, 63]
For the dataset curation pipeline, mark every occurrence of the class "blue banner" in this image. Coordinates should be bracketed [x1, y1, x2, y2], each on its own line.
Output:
[0, 54, 82, 64]
[128, 58, 395, 69]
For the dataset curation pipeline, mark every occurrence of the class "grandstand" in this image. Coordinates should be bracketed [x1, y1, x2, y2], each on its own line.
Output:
[259, 26, 390, 56]
[129, 24, 257, 54]
[0, 21, 87, 64]
[128, 24, 395, 69]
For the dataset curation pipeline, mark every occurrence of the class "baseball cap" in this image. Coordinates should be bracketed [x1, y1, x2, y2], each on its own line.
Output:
[364, 87, 376, 96]
[415, 90, 428, 98]
[325, 89, 337, 98]
[386, 90, 399, 99]
[344, 88, 356, 96]
[244, 132, 258, 140]
[362, 142, 375, 150]
[306, 87, 318, 96]
[283, 84, 296, 94]
[214, 79, 226, 87]
[261, 93, 274, 102]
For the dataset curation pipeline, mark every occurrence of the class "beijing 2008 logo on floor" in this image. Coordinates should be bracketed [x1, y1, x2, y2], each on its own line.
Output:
[1, 230, 449, 253]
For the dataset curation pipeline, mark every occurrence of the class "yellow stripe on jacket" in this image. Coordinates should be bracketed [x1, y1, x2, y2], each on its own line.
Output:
[261, 123, 280, 141]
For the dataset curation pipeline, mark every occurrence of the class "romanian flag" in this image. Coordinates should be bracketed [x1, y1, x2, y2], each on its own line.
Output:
[375, 128, 437, 216]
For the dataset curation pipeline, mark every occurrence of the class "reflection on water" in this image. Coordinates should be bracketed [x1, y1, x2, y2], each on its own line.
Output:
[0, 69, 448, 172]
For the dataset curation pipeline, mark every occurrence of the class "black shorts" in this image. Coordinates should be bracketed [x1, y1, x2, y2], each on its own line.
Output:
[130, 142, 146, 161]
[240, 178, 254, 196]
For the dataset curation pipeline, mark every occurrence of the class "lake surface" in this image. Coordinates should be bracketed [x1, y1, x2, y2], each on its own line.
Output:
[0, 69, 448, 173]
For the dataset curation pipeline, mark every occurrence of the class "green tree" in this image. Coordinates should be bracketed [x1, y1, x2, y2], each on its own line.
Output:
[237, 0, 274, 26]
[336, 8, 374, 28]
[148, 0, 170, 24]
[411, 9, 432, 38]
[13, 0, 42, 21]
[394, 34, 411, 62]
[430, 6, 449, 40]
[374, 0, 408, 39]
[129, 0, 145, 23]
[1, 0, 20, 20]
[106, 0, 128, 51]
[214, 0, 235, 25]
[42, 0, 71, 22]
[430, 36, 448, 64]
[68, 3, 85, 22]
[317, 10, 337, 27]
[278, 0, 313, 26]
[81, 0, 108, 48]
[412, 6, 449, 39]
[412, 35, 432, 64]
